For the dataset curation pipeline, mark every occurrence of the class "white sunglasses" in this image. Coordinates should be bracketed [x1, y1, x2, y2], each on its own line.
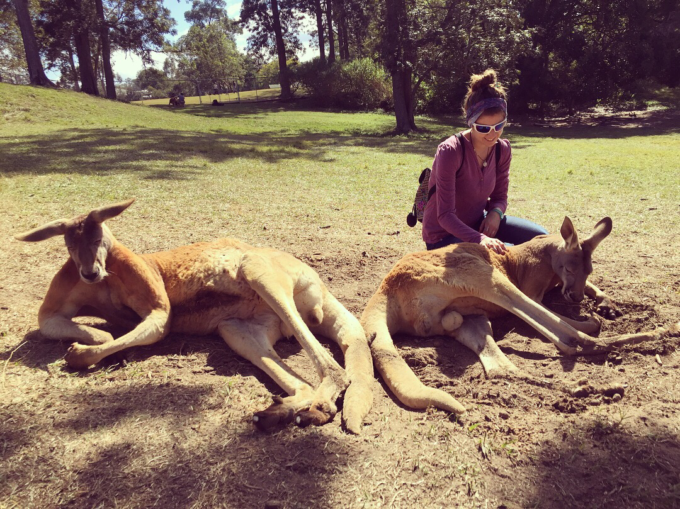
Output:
[472, 119, 507, 134]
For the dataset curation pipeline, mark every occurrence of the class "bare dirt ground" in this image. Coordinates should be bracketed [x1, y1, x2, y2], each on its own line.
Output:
[1, 110, 679, 509]
[2, 224, 678, 509]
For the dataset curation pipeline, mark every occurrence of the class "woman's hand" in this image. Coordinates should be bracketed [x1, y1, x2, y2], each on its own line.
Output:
[480, 237, 508, 254]
[479, 212, 501, 238]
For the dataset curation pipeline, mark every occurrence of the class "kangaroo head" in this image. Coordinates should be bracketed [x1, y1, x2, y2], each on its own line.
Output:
[551, 216, 612, 303]
[15, 199, 135, 284]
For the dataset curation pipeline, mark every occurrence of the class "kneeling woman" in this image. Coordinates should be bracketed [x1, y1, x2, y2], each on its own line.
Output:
[422, 69, 547, 254]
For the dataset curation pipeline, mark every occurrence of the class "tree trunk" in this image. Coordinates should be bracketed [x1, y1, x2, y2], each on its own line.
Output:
[391, 69, 416, 133]
[270, 0, 291, 99]
[68, 50, 81, 91]
[94, 0, 116, 99]
[313, 0, 326, 65]
[384, 0, 416, 133]
[337, 0, 349, 60]
[67, 0, 98, 95]
[336, 1, 344, 60]
[12, 0, 54, 86]
[325, 0, 335, 64]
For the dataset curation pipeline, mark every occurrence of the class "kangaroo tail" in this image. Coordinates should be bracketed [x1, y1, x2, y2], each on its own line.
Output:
[362, 293, 466, 415]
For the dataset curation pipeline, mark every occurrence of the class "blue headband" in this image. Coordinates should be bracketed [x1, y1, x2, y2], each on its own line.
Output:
[466, 98, 508, 126]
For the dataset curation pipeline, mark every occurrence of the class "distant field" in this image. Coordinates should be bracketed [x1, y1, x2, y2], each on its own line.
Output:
[1, 82, 679, 509]
[132, 87, 282, 106]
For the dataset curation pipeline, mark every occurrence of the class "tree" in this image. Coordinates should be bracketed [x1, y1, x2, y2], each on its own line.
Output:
[94, 0, 115, 98]
[296, 0, 325, 64]
[184, 0, 227, 26]
[240, 0, 301, 99]
[383, 0, 415, 133]
[0, 0, 29, 83]
[134, 67, 169, 96]
[65, 0, 98, 94]
[324, 0, 334, 63]
[11, 0, 53, 86]
[166, 0, 244, 94]
[38, 0, 174, 96]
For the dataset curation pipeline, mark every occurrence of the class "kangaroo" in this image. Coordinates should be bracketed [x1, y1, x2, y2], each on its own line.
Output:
[16, 199, 373, 433]
[361, 216, 677, 415]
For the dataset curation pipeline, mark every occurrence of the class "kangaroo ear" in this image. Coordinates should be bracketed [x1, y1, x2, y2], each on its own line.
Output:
[582, 217, 612, 253]
[560, 216, 580, 251]
[15, 219, 68, 242]
[88, 198, 135, 224]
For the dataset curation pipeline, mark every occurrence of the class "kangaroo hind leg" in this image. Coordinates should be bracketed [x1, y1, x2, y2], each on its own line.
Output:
[310, 292, 374, 434]
[217, 315, 316, 431]
[453, 315, 519, 378]
[240, 252, 349, 428]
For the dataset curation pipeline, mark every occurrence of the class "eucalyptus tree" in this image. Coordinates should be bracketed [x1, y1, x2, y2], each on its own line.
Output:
[296, 0, 325, 64]
[240, 0, 301, 99]
[166, 0, 244, 94]
[382, 0, 529, 133]
[0, 0, 30, 83]
[515, 0, 680, 112]
[10, 0, 53, 85]
[38, 0, 174, 97]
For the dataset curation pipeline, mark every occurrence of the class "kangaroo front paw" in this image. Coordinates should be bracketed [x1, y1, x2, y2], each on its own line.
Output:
[65, 343, 100, 369]
[596, 298, 622, 320]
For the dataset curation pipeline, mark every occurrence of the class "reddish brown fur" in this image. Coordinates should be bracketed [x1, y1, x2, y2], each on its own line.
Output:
[17, 200, 374, 433]
[361, 217, 676, 415]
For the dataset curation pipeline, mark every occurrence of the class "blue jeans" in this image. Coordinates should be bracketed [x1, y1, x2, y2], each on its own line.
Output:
[426, 214, 548, 251]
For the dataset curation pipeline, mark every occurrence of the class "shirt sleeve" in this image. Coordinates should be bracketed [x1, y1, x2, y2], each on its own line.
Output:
[433, 143, 485, 243]
[487, 140, 511, 213]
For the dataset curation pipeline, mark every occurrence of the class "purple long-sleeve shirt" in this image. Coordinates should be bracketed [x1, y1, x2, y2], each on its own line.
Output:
[422, 132, 511, 244]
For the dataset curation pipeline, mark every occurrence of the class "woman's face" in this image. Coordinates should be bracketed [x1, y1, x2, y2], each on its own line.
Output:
[470, 110, 506, 148]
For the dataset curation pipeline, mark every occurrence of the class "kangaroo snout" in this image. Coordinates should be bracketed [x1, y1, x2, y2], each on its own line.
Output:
[563, 288, 585, 303]
[80, 269, 101, 283]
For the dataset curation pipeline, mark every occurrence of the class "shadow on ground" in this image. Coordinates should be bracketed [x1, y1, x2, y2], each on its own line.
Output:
[524, 422, 680, 508]
[0, 380, 355, 507]
[2, 107, 678, 179]
[0, 127, 441, 177]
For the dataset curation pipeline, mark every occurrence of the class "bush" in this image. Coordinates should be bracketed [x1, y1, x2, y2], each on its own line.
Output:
[293, 58, 392, 110]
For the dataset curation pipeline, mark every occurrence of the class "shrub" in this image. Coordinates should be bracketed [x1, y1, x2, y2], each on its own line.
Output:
[293, 58, 392, 110]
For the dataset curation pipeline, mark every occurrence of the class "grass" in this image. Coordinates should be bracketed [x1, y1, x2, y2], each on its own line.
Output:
[131, 87, 282, 106]
[1, 82, 678, 257]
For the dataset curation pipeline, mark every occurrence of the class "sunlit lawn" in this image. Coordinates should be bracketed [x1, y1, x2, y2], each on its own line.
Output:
[131, 87, 282, 106]
[1, 82, 678, 259]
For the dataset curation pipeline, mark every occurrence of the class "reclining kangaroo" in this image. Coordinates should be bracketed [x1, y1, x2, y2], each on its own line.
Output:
[361, 217, 677, 415]
[16, 199, 373, 433]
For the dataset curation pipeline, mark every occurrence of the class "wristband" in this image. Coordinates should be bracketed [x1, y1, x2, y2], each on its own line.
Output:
[491, 207, 504, 220]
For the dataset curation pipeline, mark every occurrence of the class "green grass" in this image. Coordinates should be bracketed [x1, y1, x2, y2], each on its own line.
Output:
[1, 82, 679, 257]
[132, 87, 282, 106]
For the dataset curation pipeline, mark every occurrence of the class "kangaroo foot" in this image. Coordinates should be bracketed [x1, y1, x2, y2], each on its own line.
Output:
[65, 343, 101, 369]
[295, 403, 335, 428]
[253, 398, 296, 431]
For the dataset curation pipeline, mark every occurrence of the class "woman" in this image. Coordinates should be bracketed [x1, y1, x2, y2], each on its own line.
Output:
[422, 69, 547, 253]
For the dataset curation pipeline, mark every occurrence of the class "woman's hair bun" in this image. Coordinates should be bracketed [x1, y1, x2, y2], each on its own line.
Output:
[462, 68, 506, 116]
[470, 69, 497, 92]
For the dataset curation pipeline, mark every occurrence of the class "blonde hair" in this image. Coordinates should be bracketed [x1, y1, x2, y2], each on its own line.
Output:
[462, 69, 507, 117]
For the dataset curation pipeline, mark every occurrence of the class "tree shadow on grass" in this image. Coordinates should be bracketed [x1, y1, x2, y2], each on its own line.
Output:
[0, 127, 444, 177]
[155, 100, 680, 140]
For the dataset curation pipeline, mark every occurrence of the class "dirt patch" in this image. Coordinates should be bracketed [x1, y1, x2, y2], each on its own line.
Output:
[1, 216, 679, 509]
